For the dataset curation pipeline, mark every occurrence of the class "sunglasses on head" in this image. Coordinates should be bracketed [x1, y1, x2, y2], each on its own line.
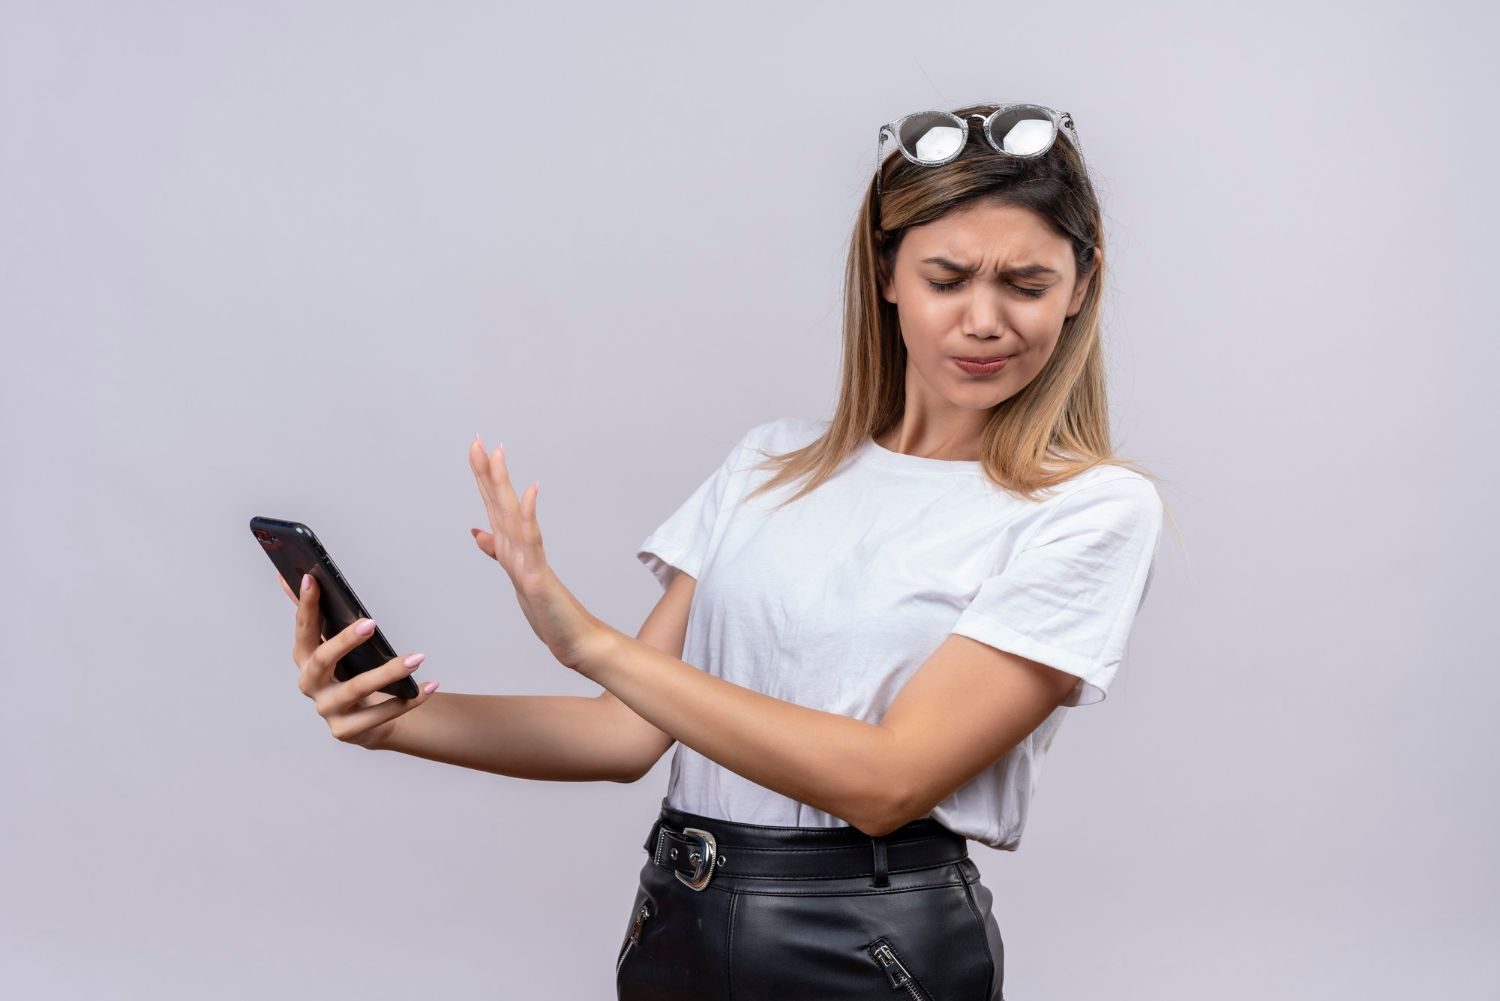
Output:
[873, 104, 1085, 216]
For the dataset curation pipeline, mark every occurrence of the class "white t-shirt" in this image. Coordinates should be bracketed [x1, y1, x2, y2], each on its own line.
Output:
[635, 416, 1165, 850]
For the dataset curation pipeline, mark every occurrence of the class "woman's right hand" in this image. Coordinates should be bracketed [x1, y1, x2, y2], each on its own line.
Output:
[279, 572, 440, 750]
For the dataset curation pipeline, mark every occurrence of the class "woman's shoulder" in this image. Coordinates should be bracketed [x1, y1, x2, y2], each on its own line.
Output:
[1052, 461, 1156, 496]
[1033, 463, 1163, 530]
[740, 416, 829, 452]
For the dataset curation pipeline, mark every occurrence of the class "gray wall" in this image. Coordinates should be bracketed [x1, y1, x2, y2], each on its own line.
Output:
[3, 1, 1495, 997]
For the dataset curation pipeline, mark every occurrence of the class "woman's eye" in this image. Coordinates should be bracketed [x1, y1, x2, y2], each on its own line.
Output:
[924, 278, 1048, 298]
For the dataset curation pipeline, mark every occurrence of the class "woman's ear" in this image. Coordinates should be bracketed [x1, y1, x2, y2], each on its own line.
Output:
[1065, 247, 1102, 317]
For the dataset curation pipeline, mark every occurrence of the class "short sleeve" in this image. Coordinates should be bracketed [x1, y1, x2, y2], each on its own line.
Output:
[950, 475, 1165, 707]
[635, 425, 762, 590]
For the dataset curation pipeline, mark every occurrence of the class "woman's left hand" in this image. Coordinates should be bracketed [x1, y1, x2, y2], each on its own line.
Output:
[468, 434, 612, 672]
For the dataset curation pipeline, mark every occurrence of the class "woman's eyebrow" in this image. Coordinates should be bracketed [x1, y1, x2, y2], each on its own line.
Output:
[921, 256, 1059, 278]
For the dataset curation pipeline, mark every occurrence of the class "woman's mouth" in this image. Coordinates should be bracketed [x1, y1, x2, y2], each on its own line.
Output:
[954, 355, 1011, 376]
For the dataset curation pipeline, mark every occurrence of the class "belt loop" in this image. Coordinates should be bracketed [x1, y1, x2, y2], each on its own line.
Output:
[644, 817, 664, 859]
[871, 834, 889, 887]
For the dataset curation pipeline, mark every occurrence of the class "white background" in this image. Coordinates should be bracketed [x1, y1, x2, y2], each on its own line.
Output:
[2, 0, 1495, 997]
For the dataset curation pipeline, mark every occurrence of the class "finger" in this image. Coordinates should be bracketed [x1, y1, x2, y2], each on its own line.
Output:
[514, 480, 546, 571]
[301, 615, 379, 696]
[292, 573, 322, 668]
[471, 439, 525, 564]
[470, 527, 497, 560]
[469, 435, 500, 512]
[521, 479, 538, 523]
[328, 678, 441, 743]
[318, 651, 426, 717]
[484, 440, 523, 522]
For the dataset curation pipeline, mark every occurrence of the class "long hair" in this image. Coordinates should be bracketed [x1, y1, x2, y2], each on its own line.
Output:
[743, 101, 1173, 526]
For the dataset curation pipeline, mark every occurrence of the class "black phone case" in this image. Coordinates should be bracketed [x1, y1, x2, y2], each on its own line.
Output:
[250, 516, 421, 700]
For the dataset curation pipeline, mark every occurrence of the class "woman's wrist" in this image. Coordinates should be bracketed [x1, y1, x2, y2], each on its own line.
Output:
[364, 695, 430, 753]
[574, 620, 626, 684]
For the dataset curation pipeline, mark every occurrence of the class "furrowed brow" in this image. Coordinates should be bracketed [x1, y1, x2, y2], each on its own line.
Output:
[921, 256, 1059, 278]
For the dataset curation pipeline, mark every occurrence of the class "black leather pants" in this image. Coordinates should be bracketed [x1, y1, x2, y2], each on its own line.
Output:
[614, 798, 1006, 1000]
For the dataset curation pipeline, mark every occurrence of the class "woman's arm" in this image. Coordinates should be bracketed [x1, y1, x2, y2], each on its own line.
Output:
[368, 577, 687, 783]
[371, 690, 632, 782]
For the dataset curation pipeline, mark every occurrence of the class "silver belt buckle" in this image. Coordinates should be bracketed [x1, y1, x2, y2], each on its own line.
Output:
[674, 827, 717, 891]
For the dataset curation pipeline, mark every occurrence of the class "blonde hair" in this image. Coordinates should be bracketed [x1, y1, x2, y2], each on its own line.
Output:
[743, 101, 1176, 541]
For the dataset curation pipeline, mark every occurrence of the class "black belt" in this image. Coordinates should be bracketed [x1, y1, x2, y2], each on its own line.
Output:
[643, 813, 969, 891]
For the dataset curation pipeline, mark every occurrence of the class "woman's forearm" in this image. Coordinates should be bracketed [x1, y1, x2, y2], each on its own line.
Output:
[372, 689, 639, 783]
[576, 627, 896, 833]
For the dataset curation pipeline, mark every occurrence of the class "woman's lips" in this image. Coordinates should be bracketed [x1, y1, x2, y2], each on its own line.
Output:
[954, 355, 1011, 375]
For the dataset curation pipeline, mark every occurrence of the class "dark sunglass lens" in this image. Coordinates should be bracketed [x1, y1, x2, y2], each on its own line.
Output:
[897, 112, 966, 163]
[989, 107, 1058, 156]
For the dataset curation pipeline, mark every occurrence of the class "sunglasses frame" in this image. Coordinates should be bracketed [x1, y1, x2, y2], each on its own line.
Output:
[873, 104, 1084, 216]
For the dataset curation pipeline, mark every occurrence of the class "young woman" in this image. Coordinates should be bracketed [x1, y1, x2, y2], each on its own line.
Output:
[282, 102, 1167, 1000]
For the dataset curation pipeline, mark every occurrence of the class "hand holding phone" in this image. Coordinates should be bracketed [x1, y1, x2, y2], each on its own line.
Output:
[286, 572, 440, 748]
[252, 516, 439, 747]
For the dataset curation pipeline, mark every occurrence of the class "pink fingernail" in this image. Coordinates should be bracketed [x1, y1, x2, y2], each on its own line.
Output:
[421, 681, 439, 694]
[404, 653, 426, 669]
[301, 573, 312, 592]
[356, 619, 376, 636]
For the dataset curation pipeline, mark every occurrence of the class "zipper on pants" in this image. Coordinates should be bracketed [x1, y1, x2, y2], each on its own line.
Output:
[868, 937, 935, 1000]
[616, 901, 652, 977]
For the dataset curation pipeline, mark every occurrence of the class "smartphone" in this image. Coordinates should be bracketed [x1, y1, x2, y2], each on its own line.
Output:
[250, 516, 421, 700]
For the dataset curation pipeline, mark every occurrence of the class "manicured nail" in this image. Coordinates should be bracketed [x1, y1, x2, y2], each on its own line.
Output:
[356, 618, 376, 636]
[421, 681, 439, 694]
[403, 653, 426, 669]
[301, 573, 312, 592]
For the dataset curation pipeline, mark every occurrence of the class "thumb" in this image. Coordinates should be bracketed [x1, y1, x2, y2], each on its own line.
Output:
[470, 527, 498, 560]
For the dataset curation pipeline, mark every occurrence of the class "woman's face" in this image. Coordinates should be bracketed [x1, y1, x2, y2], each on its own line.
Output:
[880, 199, 1096, 428]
